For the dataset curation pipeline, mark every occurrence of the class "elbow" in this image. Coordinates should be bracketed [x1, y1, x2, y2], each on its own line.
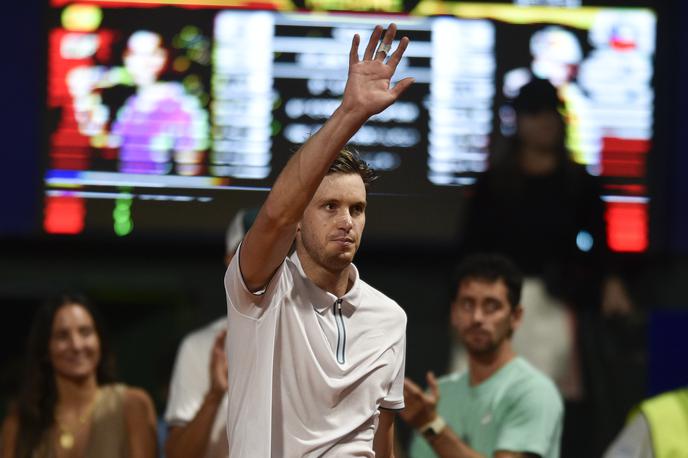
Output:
[260, 201, 301, 231]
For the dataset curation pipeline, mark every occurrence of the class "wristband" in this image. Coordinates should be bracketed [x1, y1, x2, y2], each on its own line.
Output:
[419, 415, 446, 439]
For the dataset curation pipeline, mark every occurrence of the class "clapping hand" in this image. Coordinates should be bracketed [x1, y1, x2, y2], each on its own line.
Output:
[400, 371, 440, 429]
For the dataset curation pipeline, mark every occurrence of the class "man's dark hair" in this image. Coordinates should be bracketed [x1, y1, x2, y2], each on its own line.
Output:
[512, 78, 562, 115]
[453, 253, 523, 309]
[328, 147, 378, 187]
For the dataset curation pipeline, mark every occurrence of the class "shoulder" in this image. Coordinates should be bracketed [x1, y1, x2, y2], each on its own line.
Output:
[437, 371, 469, 395]
[1, 408, 19, 436]
[1, 409, 19, 458]
[358, 279, 407, 325]
[506, 359, 562, 407]
[122, 386, 156, 415]
[437, 371, 466, 386]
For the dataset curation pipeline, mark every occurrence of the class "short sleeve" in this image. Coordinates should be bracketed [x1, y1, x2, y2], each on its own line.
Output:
[224, 243, 289, 320]
[164, 334, 211, 425]
[495, 384, 564, 456]
[381, 333, 406, 411]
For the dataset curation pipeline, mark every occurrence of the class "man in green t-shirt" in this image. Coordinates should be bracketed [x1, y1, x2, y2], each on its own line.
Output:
[401, 254, 563, 458]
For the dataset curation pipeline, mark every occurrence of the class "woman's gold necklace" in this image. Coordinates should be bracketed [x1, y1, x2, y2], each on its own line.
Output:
[55, 389, 100, 450]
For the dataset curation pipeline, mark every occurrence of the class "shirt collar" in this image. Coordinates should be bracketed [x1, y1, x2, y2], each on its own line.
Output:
[289, 251, 363, 313]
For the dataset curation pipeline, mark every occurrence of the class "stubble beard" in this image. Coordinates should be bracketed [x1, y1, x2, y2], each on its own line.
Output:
[299, 232, 356, 274]
[460, 325, 512, 359]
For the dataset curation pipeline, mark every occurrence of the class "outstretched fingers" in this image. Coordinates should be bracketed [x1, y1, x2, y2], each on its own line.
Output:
[403, 377, 424, 398]
[349, 33, 361, 66]
[363, 25, 384, 61]
[386, 35, 409, 71]
[374, 23, 397, 61]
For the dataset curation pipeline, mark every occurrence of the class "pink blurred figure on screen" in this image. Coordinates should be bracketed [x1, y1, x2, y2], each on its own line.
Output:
[67, 30, 209, 176]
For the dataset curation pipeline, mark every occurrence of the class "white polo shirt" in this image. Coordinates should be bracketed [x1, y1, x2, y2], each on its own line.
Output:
[224, 249, 407, 457]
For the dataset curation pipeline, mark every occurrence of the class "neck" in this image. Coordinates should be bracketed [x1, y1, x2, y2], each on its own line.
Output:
[467, 341, 516, 386]
[296, 247, 351, 297]
[518, 145, 559, 176]
[55, 374, 99, 408]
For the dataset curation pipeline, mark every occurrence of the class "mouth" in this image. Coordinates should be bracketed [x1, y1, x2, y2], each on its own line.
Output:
[331, 237, 355, 248]
[466, 328, 489, 338]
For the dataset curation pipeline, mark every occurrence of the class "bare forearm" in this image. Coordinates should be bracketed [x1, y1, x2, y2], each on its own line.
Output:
[240, 105, 369, 290]
[165, 391, 224, 458]
[262, 105, 368, 226]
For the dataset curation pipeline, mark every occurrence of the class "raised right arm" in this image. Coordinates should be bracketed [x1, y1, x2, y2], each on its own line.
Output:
[239, 24, 413, 292]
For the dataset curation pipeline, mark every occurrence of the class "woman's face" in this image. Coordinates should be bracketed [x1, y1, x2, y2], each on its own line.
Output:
[49, 304, 101, 382]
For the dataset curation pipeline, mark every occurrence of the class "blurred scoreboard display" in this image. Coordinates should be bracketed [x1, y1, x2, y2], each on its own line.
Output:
[44, 0, 656, 251]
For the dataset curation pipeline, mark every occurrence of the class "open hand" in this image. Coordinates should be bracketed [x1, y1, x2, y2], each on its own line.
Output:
[400, 371, 440, 429]
[341, 23, 414, 119]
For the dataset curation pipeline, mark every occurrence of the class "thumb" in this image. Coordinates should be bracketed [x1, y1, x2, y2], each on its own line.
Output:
[390, 77, 415, 98]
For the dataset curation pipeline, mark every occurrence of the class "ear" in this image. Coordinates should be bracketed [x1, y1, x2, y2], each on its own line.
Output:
[510, 304, 524, 332]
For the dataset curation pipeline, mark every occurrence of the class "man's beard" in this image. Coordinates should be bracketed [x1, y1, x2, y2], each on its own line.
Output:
[300, 233, 355, 273]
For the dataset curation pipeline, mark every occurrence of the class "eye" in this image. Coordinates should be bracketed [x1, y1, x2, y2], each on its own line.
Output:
[53, 330, 70, 342]
[457, 299, 474, 312]
[351, 204, 365, 216]
[79, 326, 95, 338]
[483, 299, 502, 313]
[324, 202, 337, 211]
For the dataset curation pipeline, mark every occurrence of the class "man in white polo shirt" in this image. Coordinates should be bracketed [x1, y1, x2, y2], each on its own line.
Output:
[224, 24, 414, 457]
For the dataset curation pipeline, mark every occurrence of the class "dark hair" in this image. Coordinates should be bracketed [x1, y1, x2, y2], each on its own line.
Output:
[328, 147, 378, 187]
[453, 253, 523, 309]
[488, 79, 571, 195]
[14, 294, 116, 457]
[512, 78, 563, 115]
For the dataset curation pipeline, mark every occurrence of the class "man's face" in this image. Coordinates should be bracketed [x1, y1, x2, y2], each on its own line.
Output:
[451, 278, 522, 357]
[297, 173, 366, 272]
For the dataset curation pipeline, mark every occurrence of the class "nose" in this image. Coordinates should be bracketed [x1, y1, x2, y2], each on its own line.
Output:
[471, 306, 485, 323]
[68, 332, 85, 351]
[336, 209, 353, 231]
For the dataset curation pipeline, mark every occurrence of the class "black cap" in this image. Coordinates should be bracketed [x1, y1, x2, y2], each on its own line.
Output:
[512, 78, 562, 114]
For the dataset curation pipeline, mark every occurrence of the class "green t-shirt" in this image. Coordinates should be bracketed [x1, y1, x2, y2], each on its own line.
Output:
[408, 357, 563, 458]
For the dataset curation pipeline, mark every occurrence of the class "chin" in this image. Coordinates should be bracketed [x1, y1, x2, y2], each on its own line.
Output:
[324, 253, 354, 270]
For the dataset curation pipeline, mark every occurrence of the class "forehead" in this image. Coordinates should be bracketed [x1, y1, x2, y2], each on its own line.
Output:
[312, 173, 366, 203]
[456, 278, 509, 302]
[52, 304, 95, 329]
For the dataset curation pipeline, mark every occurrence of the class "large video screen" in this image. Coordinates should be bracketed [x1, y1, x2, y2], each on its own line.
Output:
[44, 0, 656, 251]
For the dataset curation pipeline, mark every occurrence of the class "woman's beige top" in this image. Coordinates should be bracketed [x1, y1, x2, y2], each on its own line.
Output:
[34, 384, 129, 458]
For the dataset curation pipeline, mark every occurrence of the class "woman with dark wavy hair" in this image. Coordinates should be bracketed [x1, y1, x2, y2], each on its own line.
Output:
[1, 294, 157, 457]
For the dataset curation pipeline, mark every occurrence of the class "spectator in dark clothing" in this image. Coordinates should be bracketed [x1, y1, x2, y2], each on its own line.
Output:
[456, 78, 634, 457]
